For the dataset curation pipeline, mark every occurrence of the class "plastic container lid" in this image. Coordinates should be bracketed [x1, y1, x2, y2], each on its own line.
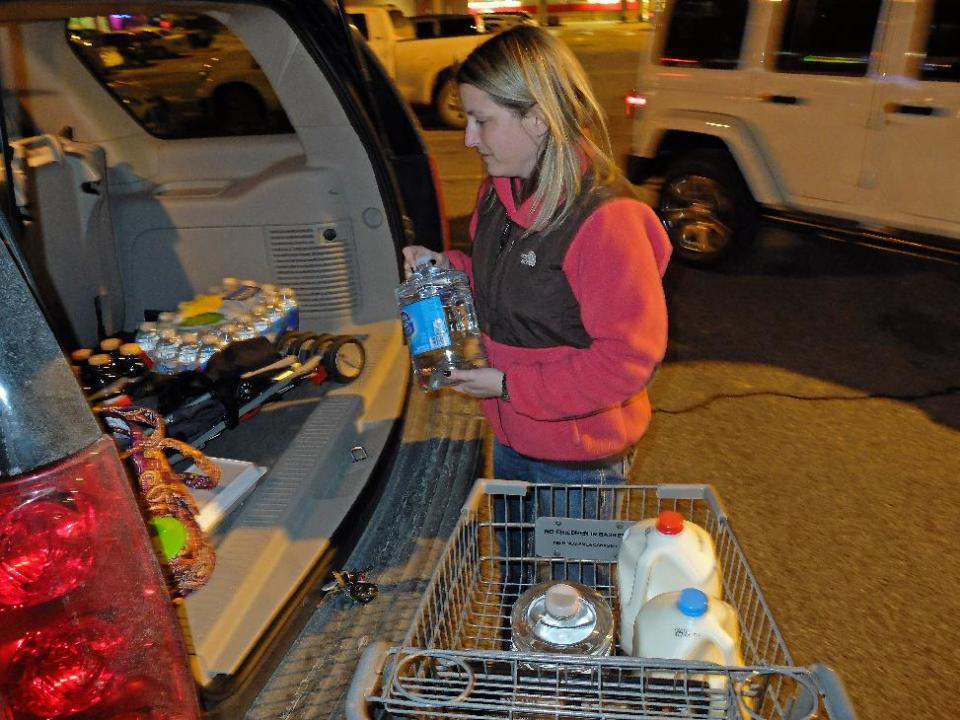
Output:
[544, 583, 581, 620]
[656, 510, 685, 535]
[677, 588, 709, 617]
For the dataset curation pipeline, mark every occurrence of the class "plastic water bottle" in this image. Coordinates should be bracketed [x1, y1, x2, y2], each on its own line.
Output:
[233, 315, 257, 341]
[156, 311, 178, 330]
[396, 260, 487, 391]
[251, 307, 272, 337]
[135, 322, 160, 356]
[510, 581, 613, 665]
[633, 588, 743, 697]
[276, 287, 299, 332]
[617, 510, 721, 656]
[262, 297, 287, 340]
[217, 322, 241, 346]
[198, 333, 224, 370]
[176, 332, 201, 371]
[153, 329, 181, 374]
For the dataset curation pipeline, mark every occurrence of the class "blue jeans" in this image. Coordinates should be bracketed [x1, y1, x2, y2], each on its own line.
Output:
[493, 439, 626, 589]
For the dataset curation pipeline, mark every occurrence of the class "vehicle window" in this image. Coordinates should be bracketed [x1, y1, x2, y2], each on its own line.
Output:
[66, 14, 293, 139]
[921, 0, 960, 82]
[414, 21, 436, 40]
[348, 13, 369, 40]
[775, 0, 882, 76]
[390, 10, 414, 40]
[437, 17, 482, 36]
[660, 0, 749, 69]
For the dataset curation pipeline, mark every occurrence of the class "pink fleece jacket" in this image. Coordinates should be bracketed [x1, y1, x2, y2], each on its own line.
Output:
[446, 176, 671, 461]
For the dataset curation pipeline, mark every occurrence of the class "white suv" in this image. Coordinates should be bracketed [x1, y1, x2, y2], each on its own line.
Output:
[627, 0, 960, 265]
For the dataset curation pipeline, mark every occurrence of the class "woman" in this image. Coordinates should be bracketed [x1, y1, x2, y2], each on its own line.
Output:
[403, 26, 670, 554]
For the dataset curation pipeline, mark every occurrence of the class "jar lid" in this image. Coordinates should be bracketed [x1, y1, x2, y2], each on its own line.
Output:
[99, 338, 122, 352]
[544, 583, 581, 620]
[88, 353, 113, 367]
[71, 348, 93, 361]
[119, 343, 142, 356]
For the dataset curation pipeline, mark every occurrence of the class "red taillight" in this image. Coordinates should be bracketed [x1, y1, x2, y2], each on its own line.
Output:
[6, 619, 120, 717]
[0, 493, 95, 609]
[625, 90, 647, 118]
[0, 436, 200, 720]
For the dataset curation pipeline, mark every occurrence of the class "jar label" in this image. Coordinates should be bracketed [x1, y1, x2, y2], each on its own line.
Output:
[401, 296, 451, 356]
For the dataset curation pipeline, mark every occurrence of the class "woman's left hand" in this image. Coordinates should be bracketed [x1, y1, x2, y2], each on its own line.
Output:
[446, 368, 504, 398]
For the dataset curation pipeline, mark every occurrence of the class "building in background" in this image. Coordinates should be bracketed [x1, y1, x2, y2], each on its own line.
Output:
[467, 1, 651, 23]
[348, 0, 652, 22]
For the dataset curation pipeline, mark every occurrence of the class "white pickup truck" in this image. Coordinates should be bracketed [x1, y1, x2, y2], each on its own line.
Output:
[346, 4, 488, 128]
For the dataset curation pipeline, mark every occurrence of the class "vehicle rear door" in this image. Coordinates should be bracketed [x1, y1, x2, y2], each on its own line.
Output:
[868, 0, 960, 231]
[749, 0, 885, 204]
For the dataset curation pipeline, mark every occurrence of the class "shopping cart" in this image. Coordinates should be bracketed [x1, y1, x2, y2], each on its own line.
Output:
[347, 480, 856, 720]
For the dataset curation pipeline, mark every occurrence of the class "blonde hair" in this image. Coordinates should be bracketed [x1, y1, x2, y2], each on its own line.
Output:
[456, 25, 617, 235]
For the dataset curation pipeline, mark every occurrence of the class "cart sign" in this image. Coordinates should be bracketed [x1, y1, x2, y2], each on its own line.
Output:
[534, 517, 630, 561]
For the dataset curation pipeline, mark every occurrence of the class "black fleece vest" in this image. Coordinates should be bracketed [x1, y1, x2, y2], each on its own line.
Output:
[472, 176, 638, 349]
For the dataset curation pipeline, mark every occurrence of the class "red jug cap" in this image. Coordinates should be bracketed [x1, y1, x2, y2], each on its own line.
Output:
[656, 511, 685, 535]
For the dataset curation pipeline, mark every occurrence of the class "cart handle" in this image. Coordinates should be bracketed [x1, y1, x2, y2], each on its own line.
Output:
[811, 663, 858, 720]
[345, 640, 389, 720]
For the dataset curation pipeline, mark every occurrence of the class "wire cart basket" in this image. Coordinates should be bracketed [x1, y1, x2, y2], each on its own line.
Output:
[347, 480, 856, 720]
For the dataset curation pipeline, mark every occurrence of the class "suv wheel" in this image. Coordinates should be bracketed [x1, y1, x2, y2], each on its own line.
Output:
[435, 75, 466, 130]
[659, 151, 757, 266]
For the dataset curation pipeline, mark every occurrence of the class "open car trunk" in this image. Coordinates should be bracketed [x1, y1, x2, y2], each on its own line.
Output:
[0, 0, 448, 711]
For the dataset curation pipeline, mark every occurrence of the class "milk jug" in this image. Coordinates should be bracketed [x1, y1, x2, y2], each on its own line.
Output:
[617, 510, 721, 655]
[633, 588, 743, 695]
[396, 260, 487, 391]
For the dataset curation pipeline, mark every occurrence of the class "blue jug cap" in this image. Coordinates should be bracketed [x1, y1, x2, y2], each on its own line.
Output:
[677, 588, 708, 617]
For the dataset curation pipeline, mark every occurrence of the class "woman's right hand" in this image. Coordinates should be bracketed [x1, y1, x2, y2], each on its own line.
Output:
[402, 246, 450, 278]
